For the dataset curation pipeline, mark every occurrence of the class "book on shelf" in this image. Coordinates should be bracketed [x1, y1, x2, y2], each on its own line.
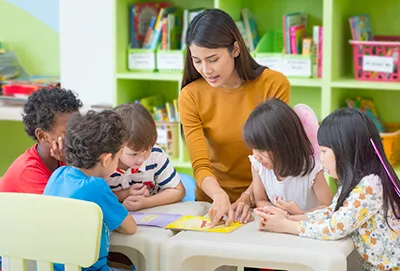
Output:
[349, 14, 374, 41]
[241, 8, 260, 52]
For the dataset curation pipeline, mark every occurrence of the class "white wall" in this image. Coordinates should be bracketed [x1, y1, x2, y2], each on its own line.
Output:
[59, 0, 115, 107]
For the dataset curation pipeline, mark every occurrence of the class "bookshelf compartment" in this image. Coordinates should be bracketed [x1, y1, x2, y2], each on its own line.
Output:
[156, 47, 186, 72]
[156, 121, 179, 159]
[128, 48, 157, 71]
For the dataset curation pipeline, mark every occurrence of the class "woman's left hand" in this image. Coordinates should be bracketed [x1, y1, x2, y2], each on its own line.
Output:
[231, 194, 253, 223]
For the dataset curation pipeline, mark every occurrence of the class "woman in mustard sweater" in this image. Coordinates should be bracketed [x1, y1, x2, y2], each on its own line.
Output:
[179, 8, 291, 226]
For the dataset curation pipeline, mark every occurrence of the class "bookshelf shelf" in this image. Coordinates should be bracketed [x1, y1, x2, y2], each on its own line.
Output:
[331, 78, 400, 91]
[116, 72, 183, 82]
[289, 78, 322, 87]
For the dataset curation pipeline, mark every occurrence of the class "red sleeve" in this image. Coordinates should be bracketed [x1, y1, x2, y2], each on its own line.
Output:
[16, 165, 52, 194]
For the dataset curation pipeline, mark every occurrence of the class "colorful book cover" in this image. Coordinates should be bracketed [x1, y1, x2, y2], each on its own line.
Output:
[131, 2, 172, 48]
[289, 24, 305, 54]
[130, 212, 183, 227]
[350, 14, 374, 41]
[241, 8, 260, 52]
[283, 12, 302, 54]
[317, 26, 323, 78]
[165, 215, 243, 233]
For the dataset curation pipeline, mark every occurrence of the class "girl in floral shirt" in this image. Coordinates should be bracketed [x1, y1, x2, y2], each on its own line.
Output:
[255, 108, 400, 271]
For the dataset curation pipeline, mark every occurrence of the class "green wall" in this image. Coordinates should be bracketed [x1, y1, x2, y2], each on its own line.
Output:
[0, 0, 59, 175]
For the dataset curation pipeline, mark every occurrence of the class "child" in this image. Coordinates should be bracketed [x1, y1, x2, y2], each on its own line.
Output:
[256, 108, 400, 271]
[43, 110, 137, 271]
[107, 103, 185, 211]
[243, 98, 333, 215]
[0, 87, 82, 194]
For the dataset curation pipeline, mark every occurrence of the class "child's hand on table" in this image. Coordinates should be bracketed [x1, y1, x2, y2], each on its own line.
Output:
[122, 184, 150, 211]
[129, 183, 149, 197]
[254, 206, 290, 233]
[272, 196, 304, 215]
[123, 195, 147, 211]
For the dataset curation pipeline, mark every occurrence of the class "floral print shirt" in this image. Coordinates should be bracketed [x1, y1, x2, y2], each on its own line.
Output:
[298, 174, 400, 271]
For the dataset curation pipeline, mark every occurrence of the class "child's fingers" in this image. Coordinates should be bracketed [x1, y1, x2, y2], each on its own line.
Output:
[254, 209, 269, 219]
[58, 136, 63, 150]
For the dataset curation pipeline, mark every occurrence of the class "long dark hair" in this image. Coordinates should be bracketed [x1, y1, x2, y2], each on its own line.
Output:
[181, 8, 265, 89]
[318, 108, 400, 223]
[243, 98, 315, 177]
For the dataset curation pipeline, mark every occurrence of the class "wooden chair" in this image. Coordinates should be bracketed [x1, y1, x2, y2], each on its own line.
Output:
[0, 193, 102, 271]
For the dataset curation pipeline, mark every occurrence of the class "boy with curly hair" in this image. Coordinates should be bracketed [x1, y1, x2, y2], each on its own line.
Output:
[0, 87, 82, 194]
[108, 103, 185, 211]
[44, 110, 137, 271]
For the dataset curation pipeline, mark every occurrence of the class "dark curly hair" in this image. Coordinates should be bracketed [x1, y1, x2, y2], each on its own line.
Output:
[64, 110, 128, 169]
[22, 87, 83, 141]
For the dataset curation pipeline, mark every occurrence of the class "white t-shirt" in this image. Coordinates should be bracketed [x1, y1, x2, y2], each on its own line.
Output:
[249, 155, 322, 211]
[107, 145, 181, 195]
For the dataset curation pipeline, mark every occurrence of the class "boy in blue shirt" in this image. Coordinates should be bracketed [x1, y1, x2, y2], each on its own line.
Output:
[44, 110, 137, 271]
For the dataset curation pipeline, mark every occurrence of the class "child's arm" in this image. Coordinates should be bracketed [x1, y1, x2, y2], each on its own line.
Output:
[114, 189, 130, 202]
[296, 175, 382, 240]
[142, 153, 185, 209]
[142, 181, 185, 209]
[252, 165, 273, 208]
[115, 213, 137, 234]
[310, 171, 333, 210]
[99, 183, 137, 235]
[114, 183, 149, 202]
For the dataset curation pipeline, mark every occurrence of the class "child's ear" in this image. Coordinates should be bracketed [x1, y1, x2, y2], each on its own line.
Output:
[35, 128, 48, 144]
[100, 153, 113, 168]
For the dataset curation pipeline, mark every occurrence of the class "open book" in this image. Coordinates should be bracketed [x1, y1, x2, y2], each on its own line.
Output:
[130, 213, 243, 233]
[130, 212, 183, 227]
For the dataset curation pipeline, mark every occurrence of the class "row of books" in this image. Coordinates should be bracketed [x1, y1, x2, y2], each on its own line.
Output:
[235, 8, 260, 52]
[282, 13, 323, 78]
[128, 2, 205, 50]
[134, 95, 179, 122]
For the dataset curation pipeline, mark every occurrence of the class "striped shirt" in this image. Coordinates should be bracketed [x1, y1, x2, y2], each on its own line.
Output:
[107, 145, 181, 195]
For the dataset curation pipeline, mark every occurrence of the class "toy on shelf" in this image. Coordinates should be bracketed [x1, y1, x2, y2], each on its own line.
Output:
[346, 96, 400, 166]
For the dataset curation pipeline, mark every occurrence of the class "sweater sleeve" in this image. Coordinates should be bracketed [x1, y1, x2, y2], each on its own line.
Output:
[266, 71, 291, 104]
[179, 87, 216, 186]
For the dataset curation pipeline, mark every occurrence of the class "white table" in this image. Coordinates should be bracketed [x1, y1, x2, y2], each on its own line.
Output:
[159, 216, 355, 271]
[110, 201, 211, 271]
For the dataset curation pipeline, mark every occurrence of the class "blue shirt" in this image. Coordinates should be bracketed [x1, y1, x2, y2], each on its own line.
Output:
[44, 166, 128, 271]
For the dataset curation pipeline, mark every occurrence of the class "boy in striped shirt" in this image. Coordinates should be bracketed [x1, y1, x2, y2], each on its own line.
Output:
[107, 103, 185, 211]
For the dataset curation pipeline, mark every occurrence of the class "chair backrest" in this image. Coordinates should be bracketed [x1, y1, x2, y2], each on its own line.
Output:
[0, 193, 103, 271]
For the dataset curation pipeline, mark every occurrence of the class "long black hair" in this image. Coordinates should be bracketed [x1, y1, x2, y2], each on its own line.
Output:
[243, 98, 315, 177]
[318, 108, 400, 224]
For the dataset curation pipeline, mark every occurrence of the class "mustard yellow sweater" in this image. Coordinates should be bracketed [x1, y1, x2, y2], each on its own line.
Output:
[179, 69, 291, 202]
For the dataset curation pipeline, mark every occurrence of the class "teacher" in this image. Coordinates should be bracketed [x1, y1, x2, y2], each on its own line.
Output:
[179, 9, 291, 226]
